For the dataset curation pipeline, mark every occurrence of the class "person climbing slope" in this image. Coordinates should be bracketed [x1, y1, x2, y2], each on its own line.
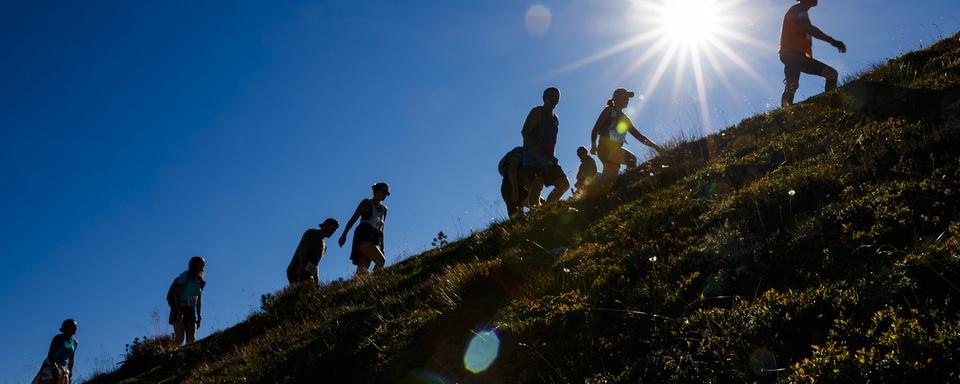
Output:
[498, 146, 529, 217]
[339, 182, 390, 276]
[520, 87, 570, 207]
[31, 319, 78, 384]
[779, 0, 847, 107]
[590, 88, 664, 196]
[167, 256, 206, 345]
[573, 145, 598, 196]
[287, 218, 339, 284]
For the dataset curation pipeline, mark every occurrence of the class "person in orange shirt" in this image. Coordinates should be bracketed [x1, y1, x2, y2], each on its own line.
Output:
[779, 0, 847, 107]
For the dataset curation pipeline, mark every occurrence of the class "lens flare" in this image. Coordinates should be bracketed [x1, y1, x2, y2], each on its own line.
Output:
[525, 5, 552, 36]
[660, 0, 719, 46]
[464, 329, 500, 373]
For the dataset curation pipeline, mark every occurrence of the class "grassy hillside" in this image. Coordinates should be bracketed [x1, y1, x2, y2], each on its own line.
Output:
[88, 33, 960, 383]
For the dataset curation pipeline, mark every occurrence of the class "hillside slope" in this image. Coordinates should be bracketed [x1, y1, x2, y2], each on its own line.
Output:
[88, 34, 960, 383]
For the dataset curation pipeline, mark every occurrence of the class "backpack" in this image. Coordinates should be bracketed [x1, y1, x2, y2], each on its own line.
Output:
[166, 276, 179, 308]
[498, 147, 523, 177]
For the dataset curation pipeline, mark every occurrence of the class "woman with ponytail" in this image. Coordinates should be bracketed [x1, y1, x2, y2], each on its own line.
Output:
[589, 88, 664, 195]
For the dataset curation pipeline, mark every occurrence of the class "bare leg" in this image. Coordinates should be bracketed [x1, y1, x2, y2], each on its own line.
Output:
[173, 321, 185, 345]
[185, 321, 197, 344]
[595, 161, 620, 197]
[822, 66, 838, 92]
[782, 78, 799, 108]
[527, 174, 544, 208]
[621, 148, 638, 169]
[360, 242, 385, 272]
[546, 177, 569, 204]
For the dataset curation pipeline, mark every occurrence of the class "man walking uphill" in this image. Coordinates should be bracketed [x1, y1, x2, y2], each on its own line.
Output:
[780, 0, 846, 107]
[287, 218, 339, 284]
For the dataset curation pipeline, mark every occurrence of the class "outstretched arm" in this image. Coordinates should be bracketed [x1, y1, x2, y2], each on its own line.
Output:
[338, 200, 368, 247]
[629, 125, 665, 155]
[590, 108, 610, 154]
[804, 17, 845, 53]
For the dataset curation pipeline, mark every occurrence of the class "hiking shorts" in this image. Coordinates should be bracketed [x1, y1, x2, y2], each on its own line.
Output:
[598, 142, 635, 167]
[542, 163, 567, 187]
[350, 223, 383, 266]
[780, 51, 831, 82]
[169, 304, 198, 325]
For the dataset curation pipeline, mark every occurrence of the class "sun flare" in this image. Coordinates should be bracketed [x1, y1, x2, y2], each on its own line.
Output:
[550, 0, 771, 134]
[659, 0, 720, 46]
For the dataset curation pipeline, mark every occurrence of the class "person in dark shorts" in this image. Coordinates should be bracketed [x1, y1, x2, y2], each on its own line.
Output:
[287, 218, 339, 285]
[590, 88, 665, 196]
[31, 319, 78, 384]
[573, 145, 598, 196]
[339, 182, 390, 276]
[168, 256, 206, 345]
[779, 0, 846, 107]
[520, 87, 569, 207]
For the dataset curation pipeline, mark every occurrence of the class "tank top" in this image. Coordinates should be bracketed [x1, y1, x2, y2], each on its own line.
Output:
[49, 335, 77, 368]
[601, 107, 628, 147]
[540, 108, 559, 158]
[176, 271, 205, 307]
[362, 200, 386, 232]
[780, 3, 813, 58]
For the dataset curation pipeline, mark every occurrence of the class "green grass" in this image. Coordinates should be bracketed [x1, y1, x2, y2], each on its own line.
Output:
[87, 33, 960, 383]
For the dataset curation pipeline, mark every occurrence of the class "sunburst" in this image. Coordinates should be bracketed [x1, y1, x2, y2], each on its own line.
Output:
[553, 0, 772, 133]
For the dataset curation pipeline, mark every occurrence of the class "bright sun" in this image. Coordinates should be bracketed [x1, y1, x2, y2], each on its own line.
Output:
[550, 0, 769, 134]
[659, 0, 719, 46]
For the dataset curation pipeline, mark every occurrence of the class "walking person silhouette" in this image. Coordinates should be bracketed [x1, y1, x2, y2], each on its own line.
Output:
[31, 319, 78, 384]
[779, 0, 847, 107]
[339, 183, 390, 276]
[590, 88, 664, 196]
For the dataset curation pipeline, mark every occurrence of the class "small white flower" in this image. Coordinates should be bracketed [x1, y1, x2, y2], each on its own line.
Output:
[788, 190, 796, 196]
[648, 256, 657, 262]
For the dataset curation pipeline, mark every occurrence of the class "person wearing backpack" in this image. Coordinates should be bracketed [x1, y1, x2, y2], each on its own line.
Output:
[499, 146, 528, 217]
[287, 218, 339, 284]
[167, 256, 206, 345]
[31, 319, 78, 384]
[338, 183, 390, 276]
[590, 88, 665, 196]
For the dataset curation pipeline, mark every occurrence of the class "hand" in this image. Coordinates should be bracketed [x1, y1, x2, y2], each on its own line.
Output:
[590, 145, 598, 155]
[338, 235, 347, 247]
[833, 40, 846, 53]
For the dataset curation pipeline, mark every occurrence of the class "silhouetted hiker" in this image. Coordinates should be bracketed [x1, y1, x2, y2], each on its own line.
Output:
[521, 87, 570, 207]
[167, 256, 206, 345]
[339, 182, 390, 276]
[590, 88, 664, 195]
[287, 218, 340, 284]
[499, 146, 529, 217]
[573, 145, 598, 196]
[31, 319, 77, 384]
[779, 0, 847, 107]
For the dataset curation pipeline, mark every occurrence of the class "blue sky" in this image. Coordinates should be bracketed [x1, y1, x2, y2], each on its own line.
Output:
[1, 0, 958, 381]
